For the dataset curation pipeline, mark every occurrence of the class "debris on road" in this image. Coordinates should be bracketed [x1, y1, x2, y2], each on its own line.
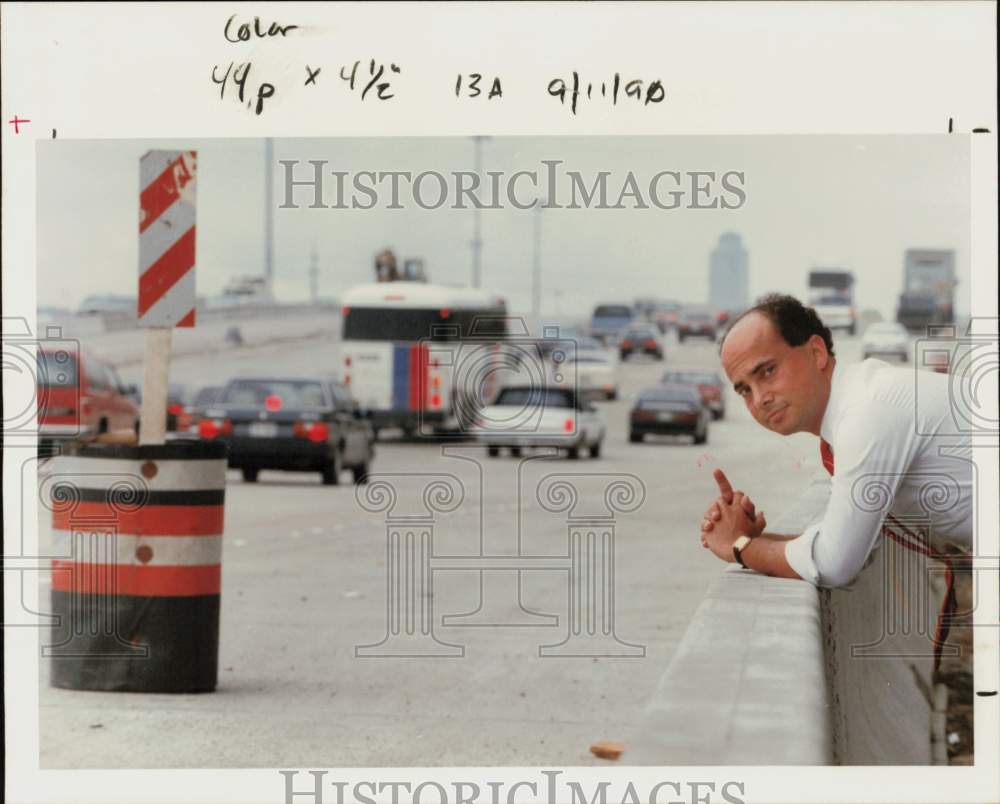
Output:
[589, 740, 624, 760]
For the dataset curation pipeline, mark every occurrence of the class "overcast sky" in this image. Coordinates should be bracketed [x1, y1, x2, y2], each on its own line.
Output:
[37, 136, 970, 320]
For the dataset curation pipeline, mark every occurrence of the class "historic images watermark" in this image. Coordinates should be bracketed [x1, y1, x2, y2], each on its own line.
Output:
[279, 160, 746, 211]
[279, 770, 748, 804]
[353, 466, 647, 659]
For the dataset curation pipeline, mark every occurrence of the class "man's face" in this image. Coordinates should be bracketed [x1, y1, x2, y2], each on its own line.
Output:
[721, 313, 831, 436]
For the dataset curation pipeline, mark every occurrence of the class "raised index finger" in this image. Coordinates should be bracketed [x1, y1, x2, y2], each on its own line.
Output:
[713, 468, 734, 504]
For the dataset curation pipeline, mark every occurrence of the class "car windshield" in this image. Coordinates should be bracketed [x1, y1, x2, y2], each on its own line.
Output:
[193, 386, 223, 406]
[37, 350, 78, 387]
[494, 387, 575, 408]
[593, 305, 631, 318]
[221, 379, 328, 409]
[662, 372, 718, 385]
[639, 386, 698, 404]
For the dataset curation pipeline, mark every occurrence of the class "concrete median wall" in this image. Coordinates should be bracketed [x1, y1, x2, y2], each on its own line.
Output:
[44, 305, 342, 368]
[629, 473, 937, 765]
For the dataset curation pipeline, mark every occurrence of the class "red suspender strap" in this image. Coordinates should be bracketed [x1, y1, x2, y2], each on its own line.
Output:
[820, 440, 956, 676]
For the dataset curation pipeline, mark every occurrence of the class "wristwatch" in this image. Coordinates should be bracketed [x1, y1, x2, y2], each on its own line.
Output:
[732, 535, 753, 568]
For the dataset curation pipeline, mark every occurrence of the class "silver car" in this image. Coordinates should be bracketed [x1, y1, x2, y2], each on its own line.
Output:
[862, 322, 910, 362]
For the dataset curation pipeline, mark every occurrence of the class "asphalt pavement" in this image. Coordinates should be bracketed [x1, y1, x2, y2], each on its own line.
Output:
[37, 330, 866, 768]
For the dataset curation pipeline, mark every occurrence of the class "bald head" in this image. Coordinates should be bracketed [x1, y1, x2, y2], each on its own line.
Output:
[721, 311, 834, 437]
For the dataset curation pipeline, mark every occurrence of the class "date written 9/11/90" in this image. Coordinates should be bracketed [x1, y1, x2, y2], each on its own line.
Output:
[210, 60, 665, 118]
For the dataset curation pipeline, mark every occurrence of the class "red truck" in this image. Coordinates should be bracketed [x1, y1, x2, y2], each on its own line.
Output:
[37, 348, 139, 448]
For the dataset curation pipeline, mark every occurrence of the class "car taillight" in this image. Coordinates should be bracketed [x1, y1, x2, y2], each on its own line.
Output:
[167, 403, 183, 415]
[644, 340, 657, 348]
[563, 418, 575, 433]
[294, 421, 329, 442]
[198, 418, 232, 439]
[345, 356, 352, 367]
[431, 394, 442, 408]
[621, 340, 633, 348]
[632, 409, 655, 421]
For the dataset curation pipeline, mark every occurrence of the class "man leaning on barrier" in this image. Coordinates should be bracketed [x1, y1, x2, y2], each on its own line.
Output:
[699, 294, 972, 605]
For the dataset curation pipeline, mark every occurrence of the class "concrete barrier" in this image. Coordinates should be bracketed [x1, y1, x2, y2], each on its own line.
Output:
[629, 472, 939, 765]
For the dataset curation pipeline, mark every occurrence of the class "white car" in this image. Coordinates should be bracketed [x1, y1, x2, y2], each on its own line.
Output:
[558, 337, 620, 400]
[862, 322, 910, 362]
[565, 353, 620, 400]
[472, 385, 606, 459]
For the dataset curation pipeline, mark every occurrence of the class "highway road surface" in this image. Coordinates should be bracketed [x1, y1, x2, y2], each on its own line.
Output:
[37, 329, 870, 768]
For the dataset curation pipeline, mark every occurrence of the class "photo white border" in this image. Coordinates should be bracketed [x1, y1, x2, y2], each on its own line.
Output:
[3, 3, 997, 803]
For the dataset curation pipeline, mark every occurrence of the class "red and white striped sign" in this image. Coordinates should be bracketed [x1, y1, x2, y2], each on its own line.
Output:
[139, 150, 198, 327]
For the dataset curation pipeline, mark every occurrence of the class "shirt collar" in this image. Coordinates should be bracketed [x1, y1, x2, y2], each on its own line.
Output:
[819, 360, 844, 443]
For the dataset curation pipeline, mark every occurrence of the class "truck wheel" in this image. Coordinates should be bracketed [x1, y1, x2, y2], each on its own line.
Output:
[510, 447, 523, 457]
[694, 430, 708, 446]
[487, 446, 500, 457]
[567, 445, 580, 460]
[589, 440, 602, 458]
[629, 431, 643, 444]
[242, 467, 259, 483]
[352, 462, 370, 485]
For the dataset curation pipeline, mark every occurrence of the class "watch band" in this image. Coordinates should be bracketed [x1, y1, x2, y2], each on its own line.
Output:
[732, 535, 753, 567]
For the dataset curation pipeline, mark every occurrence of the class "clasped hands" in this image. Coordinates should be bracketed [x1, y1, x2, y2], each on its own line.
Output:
[700, 468, 767, 563]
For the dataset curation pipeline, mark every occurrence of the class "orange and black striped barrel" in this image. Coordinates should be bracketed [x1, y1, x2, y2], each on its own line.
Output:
[47, 440, 226, 692]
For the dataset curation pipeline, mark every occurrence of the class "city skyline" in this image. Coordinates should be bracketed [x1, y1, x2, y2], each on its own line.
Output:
[38, 136, 970, 321]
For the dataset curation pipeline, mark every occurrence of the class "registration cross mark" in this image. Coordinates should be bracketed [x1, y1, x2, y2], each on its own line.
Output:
[8, 116, 31, 134]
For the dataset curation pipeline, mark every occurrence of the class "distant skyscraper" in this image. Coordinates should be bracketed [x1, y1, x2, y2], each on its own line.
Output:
[709, 232, 749, 311]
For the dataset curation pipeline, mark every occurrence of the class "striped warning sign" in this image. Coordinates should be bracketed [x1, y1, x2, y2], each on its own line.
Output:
[138, 150, 198, 327]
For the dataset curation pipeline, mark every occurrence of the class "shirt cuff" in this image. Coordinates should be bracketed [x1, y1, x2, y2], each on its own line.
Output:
[784, 520, 822, 585]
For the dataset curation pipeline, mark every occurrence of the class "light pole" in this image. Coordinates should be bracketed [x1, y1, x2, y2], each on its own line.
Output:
[264, 138, 274, 294]
[470, 136, 490, 288]
[309, 242, 318, 303]
[531, 202, 542, 319]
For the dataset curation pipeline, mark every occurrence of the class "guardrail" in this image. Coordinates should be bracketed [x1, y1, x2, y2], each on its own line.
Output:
[629, 473, 938, 765]
[96, 302, 340, 332]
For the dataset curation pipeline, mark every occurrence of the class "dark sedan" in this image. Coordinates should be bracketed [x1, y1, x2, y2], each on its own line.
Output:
[660, 370, 727, 420]
[619, 325, 664, 360]
[196, 377, 374, 485]
[677, 309, 717, 342]
[629, 384, 710, 445]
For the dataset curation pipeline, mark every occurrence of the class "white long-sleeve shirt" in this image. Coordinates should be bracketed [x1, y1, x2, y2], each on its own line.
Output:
[784, 359, 973, 587]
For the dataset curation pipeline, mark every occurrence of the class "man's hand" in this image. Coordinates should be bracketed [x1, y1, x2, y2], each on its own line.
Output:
[701, 490, 767, 561]
[700, 468, 766, 550]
